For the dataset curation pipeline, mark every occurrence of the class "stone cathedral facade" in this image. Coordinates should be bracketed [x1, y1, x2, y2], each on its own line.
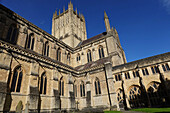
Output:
[0, 2, 170, 113]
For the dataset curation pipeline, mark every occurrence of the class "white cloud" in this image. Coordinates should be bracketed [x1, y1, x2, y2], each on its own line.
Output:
[160, 0, 170, 14]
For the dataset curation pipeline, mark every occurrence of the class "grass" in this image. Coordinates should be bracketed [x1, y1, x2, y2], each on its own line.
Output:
[104, 111, 122, 113]
[131, 108, 170, 113]
[104, 108, 170, 113]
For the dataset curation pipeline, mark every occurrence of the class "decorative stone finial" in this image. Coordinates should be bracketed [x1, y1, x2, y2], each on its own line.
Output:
[82, 14, 85, 21]
[68, 0, 73, 10]
[59, 9, 60, 15]
[104, 10, 108, 19]
[114, 27, 118, 34]
[53, 9, 57, 18]
[63, 6, 65, 12]
[76, 8, 77, 14]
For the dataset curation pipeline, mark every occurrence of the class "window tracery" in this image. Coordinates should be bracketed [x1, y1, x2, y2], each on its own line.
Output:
[94, 78, 101, 95]
[10, 66, 23, 92]
[26, 33, 35, 50]
[98, 46, 104, 59]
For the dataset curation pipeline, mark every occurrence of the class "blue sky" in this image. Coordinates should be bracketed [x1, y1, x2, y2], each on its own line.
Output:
[1, 0, 170, 62]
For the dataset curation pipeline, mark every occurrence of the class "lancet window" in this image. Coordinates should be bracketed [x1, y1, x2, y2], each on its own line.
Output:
[162, 63, 170, 72]
[80, 81, 85, 97]
[125, 72, 130, 79]
[142, 68, 149, 76]
[94, 78, 101, 95]
[10, 66, 23, 92]
[57, 48, 61, 61]
[26, 33, 35, 50]
[87, 50, 92, 63]
[151, 66, 159, 74]
[59, 78, 64, 96]
[39, 73, 47, 94]
[6, 24, 18, 44]
[43, 41, 49, 56]
[76, 53, 81, 62]
[98, 46, 104, 59]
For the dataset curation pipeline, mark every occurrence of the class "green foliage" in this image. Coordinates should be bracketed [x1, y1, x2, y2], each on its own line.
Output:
[131, 108, 170, 113]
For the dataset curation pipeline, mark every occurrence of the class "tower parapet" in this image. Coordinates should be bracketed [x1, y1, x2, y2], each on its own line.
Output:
[51, 1, 87, 48]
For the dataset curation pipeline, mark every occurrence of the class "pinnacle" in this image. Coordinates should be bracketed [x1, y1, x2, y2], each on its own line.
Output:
[104, 10, 108, 18]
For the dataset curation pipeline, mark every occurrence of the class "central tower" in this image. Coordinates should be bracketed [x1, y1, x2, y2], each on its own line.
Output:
[52, 2, 87, 47]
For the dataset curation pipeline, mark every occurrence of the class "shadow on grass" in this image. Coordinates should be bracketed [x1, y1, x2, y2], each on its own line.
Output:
[131, 108, 170, 113]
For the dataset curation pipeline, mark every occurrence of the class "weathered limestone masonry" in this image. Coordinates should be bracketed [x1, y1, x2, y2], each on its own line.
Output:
[113, 53, 170, 109]
[0, 2, 170, 113]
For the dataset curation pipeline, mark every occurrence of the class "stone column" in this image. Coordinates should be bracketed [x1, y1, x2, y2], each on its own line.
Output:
[121, 73, 130, 109]
[104, 62, 118, 110]
[86, 73, 91, 108]
[0, 52, 12, 112]
[67, 74, 75, 111]
[28, 62, 40, 112]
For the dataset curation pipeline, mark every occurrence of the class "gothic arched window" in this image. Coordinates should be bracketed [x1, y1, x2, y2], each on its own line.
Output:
[6, 24, 18, 44]
[67, 53, 71, 62]
[57, 48, 61, 61]
[151, 65, 159, 74]
[94, 78, 101, 95]
[39, 73, 47, 94]
[73, 81, 77, 97]
[133, 70, 139, 78]
[76, 53, 81, 62]
[59, 78, 64, 96]
[98, 46, 104, 59]
[162, 63, 170, 72]
[115, 74, 122, 81]
[125, 72, 130, 79]
[117, 89, 123, 103]
[80, 81, 85, 97]
[128, 86, 144, 108]
[44, 41, 49, 56]
[26, 33, 35, 50]
[142, 68, 149, 76]
[10, 66, 23, 92]
[87, 50, 92, 63]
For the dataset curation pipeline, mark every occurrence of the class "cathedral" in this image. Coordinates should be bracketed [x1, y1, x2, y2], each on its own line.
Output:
[0, 2, 170, 113]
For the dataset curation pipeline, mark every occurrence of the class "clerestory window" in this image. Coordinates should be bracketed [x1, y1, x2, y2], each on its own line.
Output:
[87, 50, 92, 63]
[98, 46, 104, 59]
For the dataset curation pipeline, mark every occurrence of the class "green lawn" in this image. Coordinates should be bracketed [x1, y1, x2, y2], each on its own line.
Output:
[131, 108, 170, 113]
[104, 108, 170, 113]
[104, 111, 122, 113]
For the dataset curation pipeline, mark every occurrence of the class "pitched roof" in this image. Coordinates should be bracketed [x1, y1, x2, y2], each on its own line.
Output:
[75, 56, 111, 71]
[112, 52, 170, 71]
[77, 32, 107, 47]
